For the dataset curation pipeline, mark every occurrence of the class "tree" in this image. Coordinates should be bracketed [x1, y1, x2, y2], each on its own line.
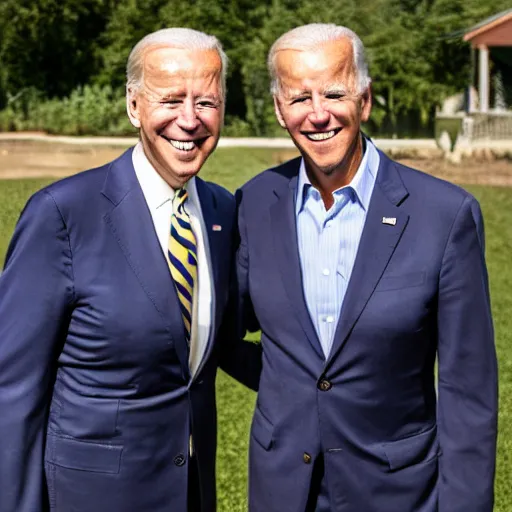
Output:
[0, 0, 113, 106]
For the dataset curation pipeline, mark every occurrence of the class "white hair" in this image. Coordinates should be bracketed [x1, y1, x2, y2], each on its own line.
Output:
[126, 27, 228, 97]
[268, 24, 371, 95]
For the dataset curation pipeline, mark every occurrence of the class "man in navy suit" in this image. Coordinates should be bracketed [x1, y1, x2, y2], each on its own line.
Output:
[236, 24, 498, 511]
[0, 28, 259, 511]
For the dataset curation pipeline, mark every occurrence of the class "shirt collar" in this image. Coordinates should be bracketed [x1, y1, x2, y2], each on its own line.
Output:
[132, 142, 198, 211]
[296, 135, 379, 214]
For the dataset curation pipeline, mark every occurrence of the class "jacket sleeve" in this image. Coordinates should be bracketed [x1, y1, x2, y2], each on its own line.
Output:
[437, 195, 498, 512]
[218, 188, 262, 391]
[0, 190, 74, 511]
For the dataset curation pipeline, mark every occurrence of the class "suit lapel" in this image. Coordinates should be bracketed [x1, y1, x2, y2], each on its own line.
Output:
[270, 164, 324, 359]
[101, 148, 190, 380]
[326, 153, 409, 367]
[194, 178, 223, 368]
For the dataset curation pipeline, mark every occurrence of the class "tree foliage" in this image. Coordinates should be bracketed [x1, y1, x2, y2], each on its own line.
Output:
[0, 0, 510, 135]
[0, 0, 112, 103]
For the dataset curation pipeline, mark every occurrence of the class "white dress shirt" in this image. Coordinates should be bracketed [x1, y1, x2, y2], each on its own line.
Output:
[132, 143, 214, 377]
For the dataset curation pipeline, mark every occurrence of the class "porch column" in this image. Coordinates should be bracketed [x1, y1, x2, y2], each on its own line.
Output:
[478, 44, 489, 113]
[468, 46, 476, 113]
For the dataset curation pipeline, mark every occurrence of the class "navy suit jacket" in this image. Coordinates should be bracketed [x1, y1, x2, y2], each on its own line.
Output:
[236, 150, 498, 512]
[0, 148, 258, 512]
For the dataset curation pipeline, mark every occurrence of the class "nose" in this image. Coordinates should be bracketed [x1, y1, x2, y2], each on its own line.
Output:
[176, 99, 200, 131]
[308, 97, 330, 126]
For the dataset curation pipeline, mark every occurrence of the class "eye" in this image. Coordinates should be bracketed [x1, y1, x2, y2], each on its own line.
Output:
[161, 99, 181, 107]
[325, 93, 345, 100]
[290, 97, 309, 105]
[197, 100, 218, 109]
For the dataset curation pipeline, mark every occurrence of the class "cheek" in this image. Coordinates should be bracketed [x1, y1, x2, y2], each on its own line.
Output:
[141, 108, 177, 131]
[330, 103, 358, 122]
[281, 110, 306, 131]
[199, 111, 223, 133]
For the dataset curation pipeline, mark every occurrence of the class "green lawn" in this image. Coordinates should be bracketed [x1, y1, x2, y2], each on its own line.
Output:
[0, 147, 510, 511]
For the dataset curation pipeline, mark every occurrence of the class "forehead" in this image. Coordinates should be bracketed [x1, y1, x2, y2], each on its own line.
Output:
[274, 38, 356, 91]
[142, 46, 222, 89]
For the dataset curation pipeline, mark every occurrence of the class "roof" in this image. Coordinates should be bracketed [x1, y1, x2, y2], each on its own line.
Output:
[464, 8, 512, 42]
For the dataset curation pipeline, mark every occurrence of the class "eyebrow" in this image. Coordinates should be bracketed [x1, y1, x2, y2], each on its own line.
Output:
[284, 88, 310, 98]
[158, 92, 222, 102]
[196, 94, 222, 101]
[283, 84, 352, 98]
[322, 86, 349, 95]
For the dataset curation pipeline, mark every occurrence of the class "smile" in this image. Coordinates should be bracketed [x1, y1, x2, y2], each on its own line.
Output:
[169, 139, 197, 151]
[305, 129, 339, 142]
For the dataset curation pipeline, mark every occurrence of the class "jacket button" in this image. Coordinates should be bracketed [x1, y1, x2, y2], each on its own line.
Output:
[174, 454, 186, 466]
[303, 452, 312, 464]
[318, 379, 332, 391]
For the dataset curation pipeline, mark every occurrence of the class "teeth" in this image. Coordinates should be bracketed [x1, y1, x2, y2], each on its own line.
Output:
[307, 130, 336, 141]
[169, 139, 196, 151]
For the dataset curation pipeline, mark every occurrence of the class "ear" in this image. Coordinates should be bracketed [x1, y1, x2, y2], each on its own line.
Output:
[126, 87, 141, 129]
[273, 96, 287, 129]
[360, 84, 372, 123]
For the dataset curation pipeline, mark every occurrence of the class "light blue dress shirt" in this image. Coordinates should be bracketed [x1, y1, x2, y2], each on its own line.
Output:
[296, 138, 380, 358]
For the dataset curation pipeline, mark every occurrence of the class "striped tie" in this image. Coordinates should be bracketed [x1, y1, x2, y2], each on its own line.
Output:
[168, 188, 197, 340]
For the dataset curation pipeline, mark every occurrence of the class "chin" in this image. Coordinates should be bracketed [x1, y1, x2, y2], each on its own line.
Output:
[309, 159, 342, 176]
[178, 166, 202, 181]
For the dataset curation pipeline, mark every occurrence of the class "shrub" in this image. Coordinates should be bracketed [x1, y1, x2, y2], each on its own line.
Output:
[0, 86, 135, 136]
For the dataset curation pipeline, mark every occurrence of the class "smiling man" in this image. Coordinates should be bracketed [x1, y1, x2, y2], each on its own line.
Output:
[126, 41, 224, 189]
[236, 24, 498, 512]
[0, 28, 260, 512]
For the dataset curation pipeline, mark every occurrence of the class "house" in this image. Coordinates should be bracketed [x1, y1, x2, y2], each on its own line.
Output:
[437, 9, 512, 151]
[464, 8, 512, 114]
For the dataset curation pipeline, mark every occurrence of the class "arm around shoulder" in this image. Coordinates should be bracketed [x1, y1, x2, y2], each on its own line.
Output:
[218, 188, 262, 391]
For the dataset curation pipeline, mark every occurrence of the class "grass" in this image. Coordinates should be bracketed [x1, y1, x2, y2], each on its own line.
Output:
[0, 147, 510, 511]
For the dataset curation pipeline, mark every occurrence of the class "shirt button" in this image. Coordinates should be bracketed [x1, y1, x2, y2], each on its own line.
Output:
[325, 316, 334, 323]
[322, 269, 330, 276]
[303, 452, 312, 464]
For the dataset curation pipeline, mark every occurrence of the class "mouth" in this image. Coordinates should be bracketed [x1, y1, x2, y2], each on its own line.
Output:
[163, 137, 207, 152]
[304, 128, 341, 142]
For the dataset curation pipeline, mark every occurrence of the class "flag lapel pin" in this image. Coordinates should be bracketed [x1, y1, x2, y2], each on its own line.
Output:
[212, 224, 222, 231]
[382, 217, 397, 226]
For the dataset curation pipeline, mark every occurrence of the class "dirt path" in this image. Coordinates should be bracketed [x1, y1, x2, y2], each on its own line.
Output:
[0, 140, 124, 179]
[1, 139, 511, 186]
[398, 158, 512, 187]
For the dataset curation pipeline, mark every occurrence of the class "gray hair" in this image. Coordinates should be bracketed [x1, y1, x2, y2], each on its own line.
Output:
[126, 27, 228, 97]
[268, 24, 371, 95]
